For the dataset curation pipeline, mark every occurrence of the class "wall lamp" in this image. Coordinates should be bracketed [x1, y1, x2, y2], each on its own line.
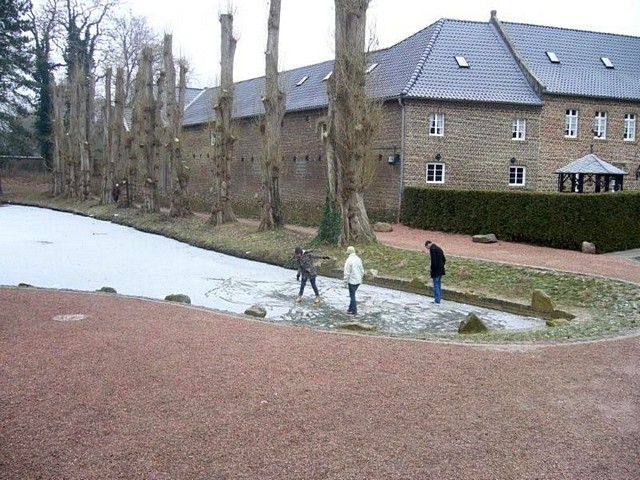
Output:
[510, 157, 516, 164]
[435, 153, 442, 161]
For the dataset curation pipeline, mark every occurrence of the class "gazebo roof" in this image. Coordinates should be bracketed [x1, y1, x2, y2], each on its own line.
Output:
[555, 154, 627, 175]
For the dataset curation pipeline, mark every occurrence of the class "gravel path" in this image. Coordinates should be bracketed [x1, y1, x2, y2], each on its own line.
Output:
[1, 287, 639, 479]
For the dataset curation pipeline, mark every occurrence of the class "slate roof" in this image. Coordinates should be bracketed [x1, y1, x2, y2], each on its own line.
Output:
[503, 22, 640, 100]
[555, 154, 628, 175]
[402, 20, 542, 104]
[183, 15, 640, 127]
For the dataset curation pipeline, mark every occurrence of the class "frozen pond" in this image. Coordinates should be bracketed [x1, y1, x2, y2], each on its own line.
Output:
[0, 205, 546, 334]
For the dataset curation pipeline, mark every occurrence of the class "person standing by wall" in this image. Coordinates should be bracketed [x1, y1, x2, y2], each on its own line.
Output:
[424, 240, 446, 304]
[343, 246, 364, 315]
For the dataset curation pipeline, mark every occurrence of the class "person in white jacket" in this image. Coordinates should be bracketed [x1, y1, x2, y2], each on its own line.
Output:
[343, 246, 365, 315]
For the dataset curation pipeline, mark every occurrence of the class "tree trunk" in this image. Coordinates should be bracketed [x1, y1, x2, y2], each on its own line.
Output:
[325, 0, 376, 245]
[258, 0, 286, 231]
[113, 67, 127, 206]
[81, 72, 94, 200]
[100, 67, 114, 204]
[209, 13, 236, 226]
[51, 83, 65, 196]
[164, 34, 191, 217]
[169, 62, 190, 217]
[131, 46, 158, 212]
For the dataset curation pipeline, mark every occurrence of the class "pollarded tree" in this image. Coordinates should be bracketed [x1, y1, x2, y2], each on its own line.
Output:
[163, 34, 190, 217]
[258, 0, 286, 231]
[322, 0, 378, 245]
[209, 12, 237, 226]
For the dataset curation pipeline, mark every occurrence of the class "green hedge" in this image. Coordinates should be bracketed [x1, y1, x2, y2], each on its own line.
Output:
[400, 187, 640, 253]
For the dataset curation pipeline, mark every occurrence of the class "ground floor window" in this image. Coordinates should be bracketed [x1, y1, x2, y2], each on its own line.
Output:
[509, 166, 526, 186]
[426, 163, 445, 183]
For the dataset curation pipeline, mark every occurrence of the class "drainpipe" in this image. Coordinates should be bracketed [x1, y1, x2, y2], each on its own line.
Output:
[397, 96, 406, 223]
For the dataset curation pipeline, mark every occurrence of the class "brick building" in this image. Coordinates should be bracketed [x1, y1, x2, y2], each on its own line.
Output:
[181, 11, 640, 221]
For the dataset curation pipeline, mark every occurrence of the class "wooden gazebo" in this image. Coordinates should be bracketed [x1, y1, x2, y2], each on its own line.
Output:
[555, 154, 627, 193]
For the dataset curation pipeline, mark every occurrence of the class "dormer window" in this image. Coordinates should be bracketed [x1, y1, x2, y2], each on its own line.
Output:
[322, 71, 332, 81]
[296, 75, 309, 86]
[455, 56, 469, 68]
[365, 62, 379, 73]
[601, 57, 614, 68]
[546, 51, 560, 63]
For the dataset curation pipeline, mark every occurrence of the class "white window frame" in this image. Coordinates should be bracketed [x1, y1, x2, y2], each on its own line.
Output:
[429, 113, 444, 136]
[319, 122, 328, 141]
[624, 113, 636, 141]
[210, 130, 215, 146]
[594, 111, 607, 139]
[426, 163, 445, 183]
[565, 109, 578, 138]
[509, 166, 526, 186]
[512, 119, 526, 141]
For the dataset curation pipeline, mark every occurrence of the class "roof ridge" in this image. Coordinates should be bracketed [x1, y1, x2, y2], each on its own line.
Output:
[401, 19, 445, 96]
[502, 20, 640, 39]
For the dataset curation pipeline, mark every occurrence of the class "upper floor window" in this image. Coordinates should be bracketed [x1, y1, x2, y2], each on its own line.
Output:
[509, 166, 526, 186]
[624, 113, 636, 141]
[210, 130, 215, 146]
[594, 111, 607, 139]
[429, 113, 444, 136]
[565, 109, 578, 138]
[426, 163, 445, 183]
[512, 119, 526, 140]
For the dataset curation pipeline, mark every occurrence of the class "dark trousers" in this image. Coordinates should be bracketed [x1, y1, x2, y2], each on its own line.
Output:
[348, 283, 360, 314]
[299, 276, 319, 297]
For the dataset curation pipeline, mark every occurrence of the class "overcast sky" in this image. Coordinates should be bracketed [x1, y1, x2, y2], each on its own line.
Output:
[125, 0, 639, 87]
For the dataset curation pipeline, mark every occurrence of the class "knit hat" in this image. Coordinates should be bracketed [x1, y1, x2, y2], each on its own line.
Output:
[346, 246, 355, 255]
[294, 246, 303, 255]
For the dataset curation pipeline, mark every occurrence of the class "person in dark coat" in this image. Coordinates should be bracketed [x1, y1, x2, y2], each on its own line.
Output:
[293, 246, 327, 304]
[425, 240, 446, 304]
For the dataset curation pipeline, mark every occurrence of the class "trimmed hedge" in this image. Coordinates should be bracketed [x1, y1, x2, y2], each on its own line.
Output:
[400, 187, 640, 253]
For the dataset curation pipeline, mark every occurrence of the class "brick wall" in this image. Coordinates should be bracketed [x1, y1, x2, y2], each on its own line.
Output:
[538, 96, 640, 191]
[182, 95, 640, 218]
[182, 103, 403, 220]
[402, 99, 542, 190]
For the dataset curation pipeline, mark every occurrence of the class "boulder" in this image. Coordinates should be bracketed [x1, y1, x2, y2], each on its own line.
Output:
[245, 305, 267, 318]
[97, 286, 117, 293]
[472, 233, 498, 243]
[373, 222, 393, 233]
[337, 322, 377, 332]
[531, 289, 555, 313]
[165, 293, 191, 304]
[458, 312, 489, 334]
[581, 241, 597, 254]
[546, 318, 571, 327]
[363, 268, 379, 282]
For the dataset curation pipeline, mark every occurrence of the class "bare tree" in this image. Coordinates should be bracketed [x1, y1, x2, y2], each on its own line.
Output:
[324, 0, 377, 245]
[99, 66, 113, 204]
[258, 0, 286, 231]
[102, 12, 162, 104]
[164, 34, 190, 217]
[209, 12, 237, 226]
[51, 81, 66, 196]
[130, 46, 157, 211]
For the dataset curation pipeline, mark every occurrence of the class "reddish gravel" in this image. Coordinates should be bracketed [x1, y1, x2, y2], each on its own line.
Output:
[1, 287, 639, 479]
